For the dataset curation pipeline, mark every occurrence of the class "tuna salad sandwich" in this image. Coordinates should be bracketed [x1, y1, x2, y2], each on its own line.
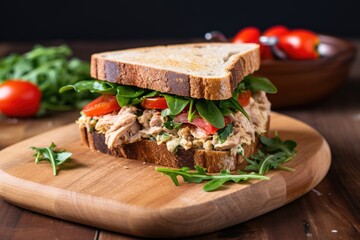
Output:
[60, 43, 277, 172]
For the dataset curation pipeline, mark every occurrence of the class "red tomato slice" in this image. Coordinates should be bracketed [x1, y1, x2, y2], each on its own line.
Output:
[0, 80, 41, 117]
[238, 90, 251, 107]
[232, 27, 261, 44]
[278, 29, 319, 60]
[174, 113, 218, 134]
[174, 113, 232, 134]
[82, 95, 120, 117]
[141, 97, 168, 109]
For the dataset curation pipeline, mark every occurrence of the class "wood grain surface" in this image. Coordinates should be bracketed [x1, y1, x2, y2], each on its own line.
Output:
[0, 40, 359, 239]
[0, 113, 330, 238]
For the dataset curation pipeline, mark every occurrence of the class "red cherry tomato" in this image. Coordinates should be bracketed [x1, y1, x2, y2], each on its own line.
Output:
[232, 27, 261, 44]
[263, 25, 289, 37]
[261, 25, 289, 60]
[238, 90, 252, 107]
[82, 95, 121, 117]
[260, 45, 273, 60]
[0, 80, 41, 117]
[278, 29, 320, 60]
[141, 97, 168, 109]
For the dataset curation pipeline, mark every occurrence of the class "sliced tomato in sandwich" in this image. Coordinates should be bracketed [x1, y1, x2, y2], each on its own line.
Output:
[141, 97, 168, 109]
[238, 90, 251, 107]
[174, 113, 231, 134]
[82, 95, 121, 117]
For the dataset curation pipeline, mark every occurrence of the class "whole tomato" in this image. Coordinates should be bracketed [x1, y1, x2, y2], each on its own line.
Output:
[0, 80, 42, 117]
[232, 27, 260, 44]
[261, 25, 290, 60]
[233, 27, 269, 60]
[278, 29, 320, 60]
[263, 25, 289, 37]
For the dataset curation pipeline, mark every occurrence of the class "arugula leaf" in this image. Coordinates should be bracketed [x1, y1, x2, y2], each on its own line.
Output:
[130, 90, 158, 105]
[164, 120, 182, 130]
[243, 76, 277, 94]
[217, 97, 249, 119]
[116, 85, 145, 98]
[244, 133, 297, 174]
[59, 80, 117, 94]
[31, 142, 72, 176]
[187, 99, 197, 122]
[156, 165, 269, 191]
[161, 108, 172, 117]
[116, 95, 131, 107]
[217, 123, 233, 143]
[195, 100, 225, 129]
[259, 133, 297, 155]
[163, 94, 190, 115]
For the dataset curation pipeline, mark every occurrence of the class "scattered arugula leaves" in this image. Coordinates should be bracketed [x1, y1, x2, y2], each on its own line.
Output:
[0, 45, 95, 115]
[157, 132, 297, 191]
[244, 133, 297, 174]
[156, 165, 269, 192]
[31, 142, 72, 176]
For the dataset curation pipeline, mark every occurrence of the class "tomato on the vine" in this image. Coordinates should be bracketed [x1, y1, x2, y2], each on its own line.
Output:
[278, 29, 319, 60]
[82, 95, 120, 117]
[0, 80, 41, 117]
[141, 97, 168, 109]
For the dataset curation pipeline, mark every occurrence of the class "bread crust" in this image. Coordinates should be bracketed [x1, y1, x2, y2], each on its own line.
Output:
[91, 43, 260, 100]
[79, 124, 267, 173]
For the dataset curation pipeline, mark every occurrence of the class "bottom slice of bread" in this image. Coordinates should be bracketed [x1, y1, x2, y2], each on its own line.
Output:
[79, 126, 265, 173]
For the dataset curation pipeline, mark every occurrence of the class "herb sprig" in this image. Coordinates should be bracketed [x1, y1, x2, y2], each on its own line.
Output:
[244, 133, 297, 174]
[156, 165, 269, 192]
[156, 133, 297, 191]
[31, 142, 72, 176]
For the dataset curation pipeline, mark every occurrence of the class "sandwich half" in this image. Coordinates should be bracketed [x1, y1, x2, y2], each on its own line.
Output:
[60, 43, 277, 172]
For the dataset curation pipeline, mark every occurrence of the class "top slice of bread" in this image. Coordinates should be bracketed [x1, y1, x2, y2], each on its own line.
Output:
[91, 43, 260, 100]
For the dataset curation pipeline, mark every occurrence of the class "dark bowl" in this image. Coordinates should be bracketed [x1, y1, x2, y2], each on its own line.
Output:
[254, 34, 357, 109]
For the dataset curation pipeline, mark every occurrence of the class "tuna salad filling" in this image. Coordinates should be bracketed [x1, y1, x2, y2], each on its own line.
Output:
[77, 91, 270, 156]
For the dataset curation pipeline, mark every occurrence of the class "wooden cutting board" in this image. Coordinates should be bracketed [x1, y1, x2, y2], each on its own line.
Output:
[0, 112, 330, 238]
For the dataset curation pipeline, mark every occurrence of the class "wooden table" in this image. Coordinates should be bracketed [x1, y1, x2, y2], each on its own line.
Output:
[1, 40, 360, 239]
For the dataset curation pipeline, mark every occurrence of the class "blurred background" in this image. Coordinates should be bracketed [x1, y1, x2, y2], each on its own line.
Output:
[1, 0, 359, 110]
[1, 0, 359, 41]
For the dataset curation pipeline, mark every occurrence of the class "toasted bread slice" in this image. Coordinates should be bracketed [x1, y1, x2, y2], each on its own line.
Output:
[91, 43, 260, 100]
